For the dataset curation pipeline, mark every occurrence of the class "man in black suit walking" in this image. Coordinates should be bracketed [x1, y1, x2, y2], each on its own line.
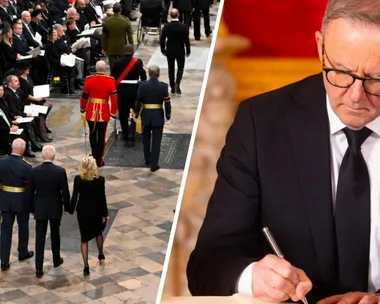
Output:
[134, 65, 171, 172]
[111, 44, 147, 146]
[187, 0, 380, 303]
[160, 8, 190, 94]
[0, 138, 34, 271]
[29, 145, 70, 278]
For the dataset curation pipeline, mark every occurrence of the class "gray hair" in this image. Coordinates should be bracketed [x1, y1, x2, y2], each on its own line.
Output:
[96, 60, 106, 72]
[5, 75, 17, 85]
[12, 138, 26, 150]
[67, 7, 77, 14]
[148, 65, 160, 78]
[42, 145, 56, 160]
[21, 11, 30, 18]
[53, 24, 63, 31]
[322, 0, 380, 35]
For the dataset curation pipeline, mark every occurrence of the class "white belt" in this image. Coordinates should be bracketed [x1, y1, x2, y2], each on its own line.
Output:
[120, 80, 139, 84]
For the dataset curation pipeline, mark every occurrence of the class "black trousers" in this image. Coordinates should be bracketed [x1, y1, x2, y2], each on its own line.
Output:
[87, 120, 108, 165]
[192, 8, 211, 39]
[1, 211, 29, 264]
[35, 218, 61, 271]
[143, 125, 163, 169]
[167, 54, 185, 89]
[179, 11, 191, 27]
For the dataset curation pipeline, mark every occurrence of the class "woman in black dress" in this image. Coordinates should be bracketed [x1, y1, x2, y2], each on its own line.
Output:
[69, 156, 109, 276]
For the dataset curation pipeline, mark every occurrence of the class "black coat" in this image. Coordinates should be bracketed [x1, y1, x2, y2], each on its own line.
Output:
[160, 20, 190, 56]
[29, 162, 70, 220]
[173, 0, 192, 12]
[12, 34, 30, 56]
[22, 22, 40, 48]
[69, 175, 108, 217]
[4, 87, 28, 118]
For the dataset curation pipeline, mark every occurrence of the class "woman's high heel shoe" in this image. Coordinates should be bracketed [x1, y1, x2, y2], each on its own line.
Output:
[83, 266, 90, 276]
[98, 254, 105, 262]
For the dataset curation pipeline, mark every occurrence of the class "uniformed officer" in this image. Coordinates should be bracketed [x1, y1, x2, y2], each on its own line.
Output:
[80, 60, 118, 167]
[111, 44, 147, 146]
[0, 138, 34, 271]
[134, 65, 171, 172]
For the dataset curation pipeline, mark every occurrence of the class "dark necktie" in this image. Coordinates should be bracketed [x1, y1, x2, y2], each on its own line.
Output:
[335, 127, 372, 293]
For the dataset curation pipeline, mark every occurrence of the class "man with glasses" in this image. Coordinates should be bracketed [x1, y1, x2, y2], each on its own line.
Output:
[187, 0, 380, 303]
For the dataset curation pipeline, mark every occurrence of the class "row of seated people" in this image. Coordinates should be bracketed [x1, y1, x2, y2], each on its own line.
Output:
[0, 0, 106, 93]
[0, 61, 53, 157]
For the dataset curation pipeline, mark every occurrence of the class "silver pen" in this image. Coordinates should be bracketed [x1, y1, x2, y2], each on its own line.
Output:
[262, 227, 309, 304]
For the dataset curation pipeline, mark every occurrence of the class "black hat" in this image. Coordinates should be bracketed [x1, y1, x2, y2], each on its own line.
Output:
[31, 9, 42, 18]
[15, 60, 32, 72]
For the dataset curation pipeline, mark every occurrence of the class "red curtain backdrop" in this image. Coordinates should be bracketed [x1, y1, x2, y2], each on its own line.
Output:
[222, 0, 327, 58]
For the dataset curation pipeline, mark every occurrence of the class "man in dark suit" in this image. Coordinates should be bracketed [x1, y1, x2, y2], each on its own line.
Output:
[160, 8, 190, 94]
[187, 1, 380, 303]
[192, 0, 212, 41]
[102, 3, 134, 71]
[29, 145, 70, 278]
[12, 22, 32, 56]
[0, 138, 34, 271]
[134, 65, 171, 172]
[0, 0, 16, 24]
[21, 11, 41, 48]
[111, 44, 147, 146]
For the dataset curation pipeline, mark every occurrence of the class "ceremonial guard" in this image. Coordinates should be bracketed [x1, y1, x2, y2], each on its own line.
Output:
[111, 44, 147, 146]
[0, 139, 34, 271]
[80, 61, 118, 167]
[134, 66, 171, 172]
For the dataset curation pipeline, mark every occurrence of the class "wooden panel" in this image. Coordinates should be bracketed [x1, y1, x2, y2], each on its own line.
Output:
[226, 58, 322, 101]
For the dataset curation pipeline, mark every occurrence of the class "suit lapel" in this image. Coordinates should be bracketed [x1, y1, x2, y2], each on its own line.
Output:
[286, 74, 336, 279]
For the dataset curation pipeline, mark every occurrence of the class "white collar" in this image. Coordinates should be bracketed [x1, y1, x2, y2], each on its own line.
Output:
[326, 94, 380, 136]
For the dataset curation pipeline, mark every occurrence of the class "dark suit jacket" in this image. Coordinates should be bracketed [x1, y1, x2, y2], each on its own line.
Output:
[0, 107, 11, 154]
[0, 6, 14, 24]
[160, 20, 190, 56]
[0, 154, 32, 213]
[22, 22, 39, 48]
[187, 74, 356, 303]
[44, 40, 62, 72]
[4, 87, 28, 118]
[29, 162, 70, 220]
[12, 34, 30, 56]
[69, 175, 108, 218]
[134, 78, 171, 126]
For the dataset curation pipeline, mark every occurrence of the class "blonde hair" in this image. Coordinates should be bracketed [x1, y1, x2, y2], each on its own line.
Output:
[80, 156, 99, 181]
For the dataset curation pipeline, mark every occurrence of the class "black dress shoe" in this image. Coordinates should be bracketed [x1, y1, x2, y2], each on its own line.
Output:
[53, 257, 64, 268]
[36, 270, 44, 278]
[1, 263, 10, 271]
[175, 84, 181, 95]
[98, 254, 105, 262]
[150, 165, 160, 172]
[19, 251, 34, 261]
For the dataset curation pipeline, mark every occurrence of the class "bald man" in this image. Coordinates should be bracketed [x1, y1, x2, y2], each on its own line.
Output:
[0, 138, 33, 271]
[29, 145, 70, 278]
[80, 61, 118, 167]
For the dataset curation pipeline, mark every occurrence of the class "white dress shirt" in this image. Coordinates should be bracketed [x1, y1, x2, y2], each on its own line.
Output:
[237, 95, 380, 295]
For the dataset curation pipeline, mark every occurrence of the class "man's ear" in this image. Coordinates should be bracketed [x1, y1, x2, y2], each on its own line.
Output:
[315, 31, 323, 63]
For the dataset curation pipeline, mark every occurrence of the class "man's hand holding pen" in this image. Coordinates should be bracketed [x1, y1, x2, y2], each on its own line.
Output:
[251, 254, 312, 303]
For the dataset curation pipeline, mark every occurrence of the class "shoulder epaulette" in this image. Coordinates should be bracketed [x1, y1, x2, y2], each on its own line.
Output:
[22, 158, 31, 166]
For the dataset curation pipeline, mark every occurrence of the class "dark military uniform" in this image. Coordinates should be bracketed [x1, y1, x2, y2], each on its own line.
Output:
[134, 78, 171, 171]
[0, 154, 33, 269]
[102, 13, 134, 71]
[111, 55, 147, 145]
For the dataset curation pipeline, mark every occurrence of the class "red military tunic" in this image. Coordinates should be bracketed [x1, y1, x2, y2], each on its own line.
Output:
[80, 72, 118, 122]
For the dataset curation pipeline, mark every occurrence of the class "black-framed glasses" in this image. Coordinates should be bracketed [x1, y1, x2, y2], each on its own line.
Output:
[322, 43, 380, 96]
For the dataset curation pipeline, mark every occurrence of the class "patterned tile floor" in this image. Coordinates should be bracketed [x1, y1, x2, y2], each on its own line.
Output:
[0, 5, 220, 304]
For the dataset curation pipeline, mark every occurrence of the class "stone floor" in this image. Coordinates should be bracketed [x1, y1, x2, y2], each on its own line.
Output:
[0, 5, 220, 304]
